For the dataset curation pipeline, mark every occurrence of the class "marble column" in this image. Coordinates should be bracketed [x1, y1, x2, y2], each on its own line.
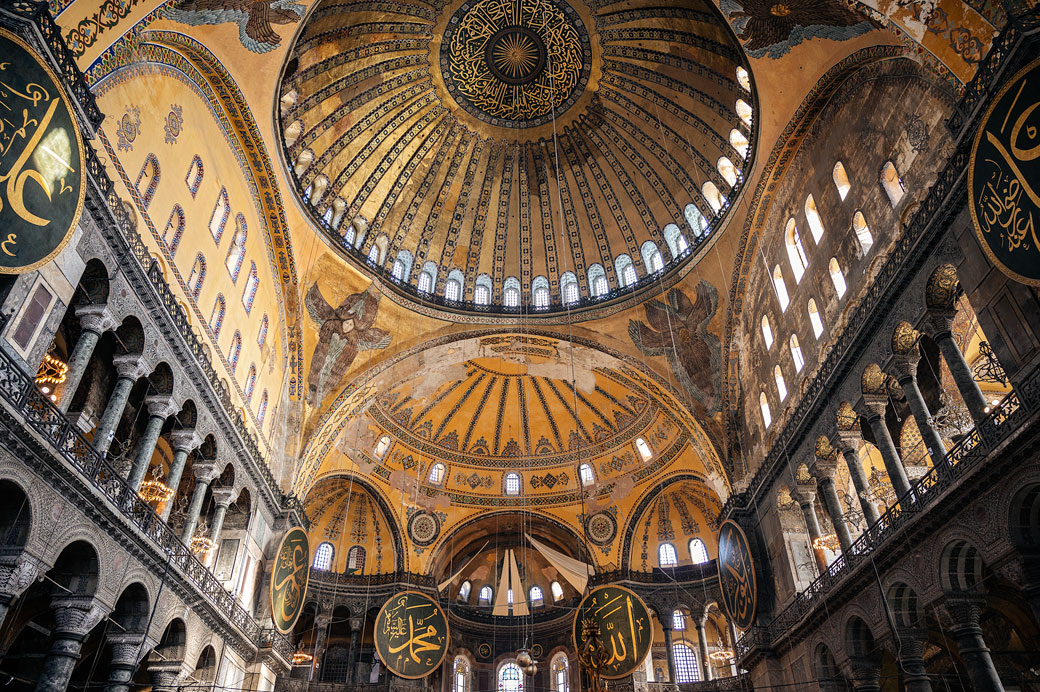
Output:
[812, 459, 853, 553]
[204, 486, 237, 568]
[792, 485, 828, 572]
[926, 309, 990, 427]
[147, 660, 183, 692]
[835, 431, 881, 525]
[347, 617, 363, 683]
[727, 620, 739, 677]
[695, 614, 713, 682]
[889, 349, 948, 470]
[0, 553, 46, 629]
[93, 354, 148, 456]
[59, 305, 116, 411]
[127, 396, 177, 491]
[311, 612, 333, 681]
[859, 395, 913, 500]
[180, 461, 220, 542]
[846, 659, 881, 692]
[660, 623, 677, 683]
[35, 596, 105, 692]
[895, 628, 934, 692]
[160, 429, 199, 522]
[104, 633, 145, 692]
[945, 596, 1005, 692]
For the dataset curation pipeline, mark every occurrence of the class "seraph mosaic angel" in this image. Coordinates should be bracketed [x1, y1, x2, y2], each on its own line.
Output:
[165, 0, 305, 53]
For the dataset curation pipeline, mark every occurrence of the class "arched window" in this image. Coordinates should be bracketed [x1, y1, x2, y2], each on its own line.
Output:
[790, 334, 804, 372]
[479, 585, 493, 605]
[730, 129, 749, 159]
[135, 153, 160, 209]
[163, 205, 185, 256]
[454, 657, 471, 692]
[805, 194, 824, 243]
[209, 188, 230, 243]
[717, 157, 739, 187]
[185, 155, 203, 197]
[832, 161, 851, 200]
[244, 365, 257, 401]
[428, 462, 446, 485]
[228, 331, 242, 371]
[736, 66, 751, 91]
[504, 276, 521, 307]
[329, 199, 346, 230]
[664, 224, 688, 259]
[702, 181, 725, 213]
[552, 654, 569, 692]
[808, 299, 824, 338]
[529, 585, 544, 608]
[257, 315, 269, 347]
[829, 258, 847, 298]
[774, 365, 787, 400]
[313, 542, 334, 570]
[735, 99, 753, 128]
[641, 241, 664, 274]
[499, 662, 524, 692]
[242, 262, 258, 313]
[785, 219, 808, 283]
[761, 315, 774, 349]
[561, 272, 579, 304]
[367, 242, 380, 265]
[306, 174, 329, 207]
[458, 580, 472, 602]
[187, 254, 206, 298]
[853, 210, 873, 254]
[532, 276, 550, 309]
[551, 581, 564, 601]
[635, 437, 652, 461]
[257, 391, 268, 426]
[417, 261, 438, 294]
[210, 294, 225, 338]
[659, 543, 678, 567]
[475, 274, 493, 305]
[504, 472, 521, 496]
[347, 545, 366, 572]
[343, 224, 357, 248]
[578, 463, 594, 486]
[673, 609, 686, 630]
[615, 255, 637, 287]
[588, 264, 608, 297]
[445, 270, 465, 302]
[689, 538, 709, 563]
[772, 265, 789, 312]
[673, 643, 700, 683]
[760, 392, 772, 427]
[225, 214, 247, 281]
[880, 161, 904, 206]
[393, 250, 414, 282]
[374, 435, 391, 458]
[685, 203, 709, 238]
[322, 207, 334, 226]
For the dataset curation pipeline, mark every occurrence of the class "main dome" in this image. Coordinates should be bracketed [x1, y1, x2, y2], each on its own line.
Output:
[278, 0, 755, 315]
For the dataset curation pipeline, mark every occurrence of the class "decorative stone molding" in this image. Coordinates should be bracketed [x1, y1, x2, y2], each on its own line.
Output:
[74, 303, 118, 335]
[112, 353, 150, 380]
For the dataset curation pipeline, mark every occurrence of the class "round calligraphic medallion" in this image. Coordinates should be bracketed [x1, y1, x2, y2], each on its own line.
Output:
[440, 0, 591, 127]
[407, 511, 441, 547]
[375, 591, 450, 679]
[477, 642, 493, 660]
[270, 527, 310, 633]
[0, 29, 86, 274]
[585, 511, 617, 546]
[573, 585, 653, 679]
[717, 520, 756, 630]
[969, 56, 1040, 286]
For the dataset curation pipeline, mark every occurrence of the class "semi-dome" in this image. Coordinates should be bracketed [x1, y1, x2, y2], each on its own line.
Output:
[278, 0, 755, 315]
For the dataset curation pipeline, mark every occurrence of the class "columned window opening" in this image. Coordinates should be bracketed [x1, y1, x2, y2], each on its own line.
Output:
[673, 643, 701, 683]
[552, 654, 569, 692]
[499, 662, 524, 692]
[454, 657, 471, 692]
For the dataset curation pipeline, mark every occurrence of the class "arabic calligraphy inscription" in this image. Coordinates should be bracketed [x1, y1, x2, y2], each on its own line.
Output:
[270, 527, 310, 633]
[573, 585, 653, 679]
[375, 591, 450, 679]
[717, 520, 757, 630]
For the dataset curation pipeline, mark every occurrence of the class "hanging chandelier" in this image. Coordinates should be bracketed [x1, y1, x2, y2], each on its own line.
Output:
[812, 534, 840, 552]
[516, 649, 538, 676]
[190, 519, 215, 554]
[971, 341, 1008, 386]
[291, 647, 314, 666]
[927, 390, 974, 439]
[709, 649, 735, 663]
[139, 465, 174, 503]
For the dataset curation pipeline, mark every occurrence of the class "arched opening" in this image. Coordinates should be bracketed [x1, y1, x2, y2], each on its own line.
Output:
[785, 218, 809, 282]
[832, 161, 851, 200]
[880, 161, 904, 206]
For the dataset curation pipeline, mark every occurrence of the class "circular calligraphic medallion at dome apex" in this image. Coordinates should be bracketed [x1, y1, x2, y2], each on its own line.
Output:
[270, 527, 310, 633]
[376, 591, 450, 679]
[717, 519, 757, 630]
[0, 28, 86, 274]
[969, 55, 1040, 286]
[573, 585, 653, 679]
[441, 0, 591, 127]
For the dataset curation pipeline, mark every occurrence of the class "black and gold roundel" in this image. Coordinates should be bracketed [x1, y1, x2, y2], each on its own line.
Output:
[0, 28, 85, 274]
[270, 528, 310, 634]
[718, 520, 756, 630]
[573, 585, 653, 679]
[375, 591, 450, 679]
[969, 56, 1040, 286]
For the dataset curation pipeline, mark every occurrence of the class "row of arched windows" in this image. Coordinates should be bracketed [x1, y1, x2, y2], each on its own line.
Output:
[458, 579, 566, 606]
[312, 542, 367, 571]
[658, 538, 710, 567]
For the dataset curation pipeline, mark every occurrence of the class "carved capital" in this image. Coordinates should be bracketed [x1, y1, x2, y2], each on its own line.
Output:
[888, 349, 921, 383]
[145, 395, 178, 420]
[859, 394, 889, 420]
[211, 486, 237, 507]
[192, 460, 221, 483]
[315, 613, 334, 628]
[810, 456, 839, 480]
[74, 303, 118, 335]
[923, 308, 957, 338]
[791, 484, 817, 506]
[835, 429, 863, 453]
[51, 596, 107, 635]
[0, 553, 46, 597]
[112, 353, 150, 381]
[943, 593, 986, 629]
[107, 632, 147, 666]
[168, 428, 200, 454]
[350, 617, 364, 632]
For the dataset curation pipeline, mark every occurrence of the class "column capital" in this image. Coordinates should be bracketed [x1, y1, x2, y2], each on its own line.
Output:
[168, 428, 200, 454]
[349, 617, 364, 632]
[859, 393, 889, 419]
[192, 460, 221, 483]
[74, 303, 118, 335]
[144, 395, 178, 420]
[835, 429, 863, 453]
[943, 593, 987, 629]
[51, 595, 107, 635]
[810, 456, 839, 480]
[791, 483, 817, 506]
[107, 632, 147, 666]
[211, 485, 237, 507]
[888, 349, 921, 383]
[315, 613, 334, 628]
[112, 353, 150, 381]
[923, 308, 958, 338]
[0, 552, 47, 597]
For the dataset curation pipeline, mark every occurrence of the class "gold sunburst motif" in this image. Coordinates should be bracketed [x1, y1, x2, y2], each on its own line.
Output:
[493, 33, 539, 78]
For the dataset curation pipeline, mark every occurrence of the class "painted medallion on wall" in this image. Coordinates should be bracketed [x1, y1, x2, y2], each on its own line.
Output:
[375, 591, 450, 679]
[0, 28, 86, 274]
[270, 527, 310, 633]
[969, 56, 1040, 286]
[584, 511, 617, 546]
[407, 510, 441, 547]
[717, 519, 756, 629]
[573, 585, 653, 679]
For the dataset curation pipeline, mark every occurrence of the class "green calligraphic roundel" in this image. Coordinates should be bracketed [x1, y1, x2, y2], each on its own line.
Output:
[969, 56, 1040, 286]
[375, 591, 450, 679]
[573, 585, 653, 680]
[0, 28, 86, 274]
[270, 527, 310, 634]
[718, 520, 757, 630]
